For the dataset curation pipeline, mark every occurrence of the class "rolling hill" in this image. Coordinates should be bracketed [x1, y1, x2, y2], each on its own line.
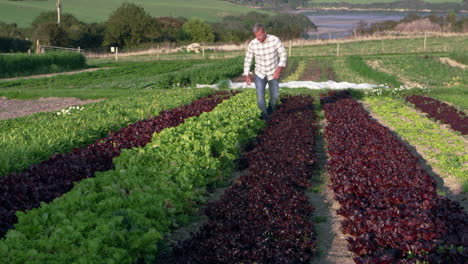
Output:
[0, 0, 268, 27]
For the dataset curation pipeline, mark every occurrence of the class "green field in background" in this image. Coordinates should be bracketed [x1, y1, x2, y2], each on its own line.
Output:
[0, 0, 268, 27]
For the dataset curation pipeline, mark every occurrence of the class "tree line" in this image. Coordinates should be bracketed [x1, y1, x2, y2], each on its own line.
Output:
[0, 3, 316, 52]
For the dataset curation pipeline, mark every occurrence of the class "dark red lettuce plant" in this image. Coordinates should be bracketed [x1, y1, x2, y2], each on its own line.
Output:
[406, 95, 467, 135]
[322, 92, 467, 264]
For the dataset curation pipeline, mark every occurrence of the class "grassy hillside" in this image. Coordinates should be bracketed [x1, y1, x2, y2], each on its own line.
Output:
[0, 0, 267, 27]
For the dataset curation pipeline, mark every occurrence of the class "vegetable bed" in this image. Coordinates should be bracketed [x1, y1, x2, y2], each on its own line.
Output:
[0, 91, 235, 238]
[172, 95, 319, 263]
[322, 91, 467, 263]
[0, 90, 263, 264]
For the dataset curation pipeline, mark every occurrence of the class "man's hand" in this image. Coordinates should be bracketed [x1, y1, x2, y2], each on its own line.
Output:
[273, 67, 283, 80]
[245, 75, 252, 85]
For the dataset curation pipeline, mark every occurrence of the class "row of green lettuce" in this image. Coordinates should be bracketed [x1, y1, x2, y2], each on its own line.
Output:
[364, 97, 467, 192]
[0, 90, 264, 264]
[0, 89, 214, 176]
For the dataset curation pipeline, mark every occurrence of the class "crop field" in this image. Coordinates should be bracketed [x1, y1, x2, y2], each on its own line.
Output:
[0, 36, 467, 263]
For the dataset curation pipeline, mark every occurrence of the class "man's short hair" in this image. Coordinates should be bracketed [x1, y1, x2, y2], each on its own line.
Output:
[253, 23, 265, 33]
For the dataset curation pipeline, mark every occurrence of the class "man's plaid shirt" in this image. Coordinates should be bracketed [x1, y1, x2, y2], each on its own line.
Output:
[243, 34, 287, 81]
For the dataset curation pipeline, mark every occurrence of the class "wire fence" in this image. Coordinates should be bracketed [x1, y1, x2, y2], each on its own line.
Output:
[40, 45, 84, 54]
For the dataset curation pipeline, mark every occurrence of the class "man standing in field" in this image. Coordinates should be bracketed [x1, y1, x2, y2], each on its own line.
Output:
[244, 23, 287, 120]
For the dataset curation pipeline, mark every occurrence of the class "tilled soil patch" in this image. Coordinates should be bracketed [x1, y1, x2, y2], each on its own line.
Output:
[0, 97, 103, 120]
[301, 59, 337, 82]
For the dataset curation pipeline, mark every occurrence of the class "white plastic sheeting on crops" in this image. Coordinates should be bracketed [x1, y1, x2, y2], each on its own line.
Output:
[196, 80, 384, 90]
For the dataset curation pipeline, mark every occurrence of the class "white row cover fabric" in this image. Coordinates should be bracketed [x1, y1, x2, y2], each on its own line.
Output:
[196, 80, 385, 90]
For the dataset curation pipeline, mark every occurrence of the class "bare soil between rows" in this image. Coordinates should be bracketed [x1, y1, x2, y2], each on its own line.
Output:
[0, 67, 112, 82]
[308, 118, 355, 264]
[0, 97, 102, 120]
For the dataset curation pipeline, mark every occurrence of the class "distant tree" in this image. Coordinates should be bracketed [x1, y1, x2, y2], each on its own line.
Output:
[355, 20, 370, 35]
[401, 13, 421, 23]
[446, 11, 457, 29]
[31, 11, 103, 48]
[156, 17, 187, 42]
[182, 19, 215, 43]
[452, 16, 468, 32]
[287, 0, 303, 9]
[267, 13, 315, 40]
[31, 11, 82, 30]
[75, 23, 105, 49]
[213, 17, 250, 43]
[32, 21, 71, 46]
[104, 3, 160, 47]
[0, 22, 23, 38]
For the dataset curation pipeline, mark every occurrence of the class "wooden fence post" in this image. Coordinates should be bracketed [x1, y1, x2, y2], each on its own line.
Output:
[381, 39, 384, 53]
[424, 32, 427, 52]
[336, 42, 340, 57]
[289, 39, 292, 57]
[36, 39, 40, 54]
[115, 47, 118, 62]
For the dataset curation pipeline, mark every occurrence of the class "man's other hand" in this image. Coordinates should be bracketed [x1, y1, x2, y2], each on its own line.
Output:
[245, 75, 252, 85]
[273, 67, 283, 80]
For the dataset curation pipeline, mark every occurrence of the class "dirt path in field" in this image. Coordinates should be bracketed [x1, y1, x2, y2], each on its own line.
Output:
[439, 57, 467, 70]
[0, 67, 112, 82]
[308, 118, 355, 264]
[361, 101, 468, 212]
[0, 97, 102, 120]
[366, 59, 421, 87]
[301, 59, 337, 82]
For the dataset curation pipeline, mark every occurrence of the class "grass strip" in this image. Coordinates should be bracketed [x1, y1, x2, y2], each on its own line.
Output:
[283, 60, 307, 82]
[346, 55, 402, 87]
[448, 48, 468, 65]
[375, 55, 467, 87]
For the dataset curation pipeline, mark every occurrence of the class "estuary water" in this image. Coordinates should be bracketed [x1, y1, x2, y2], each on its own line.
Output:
[300, 9, 467, 39]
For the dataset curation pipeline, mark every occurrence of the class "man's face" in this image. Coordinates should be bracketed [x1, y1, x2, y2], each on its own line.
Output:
[255, 29, 267, 43]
